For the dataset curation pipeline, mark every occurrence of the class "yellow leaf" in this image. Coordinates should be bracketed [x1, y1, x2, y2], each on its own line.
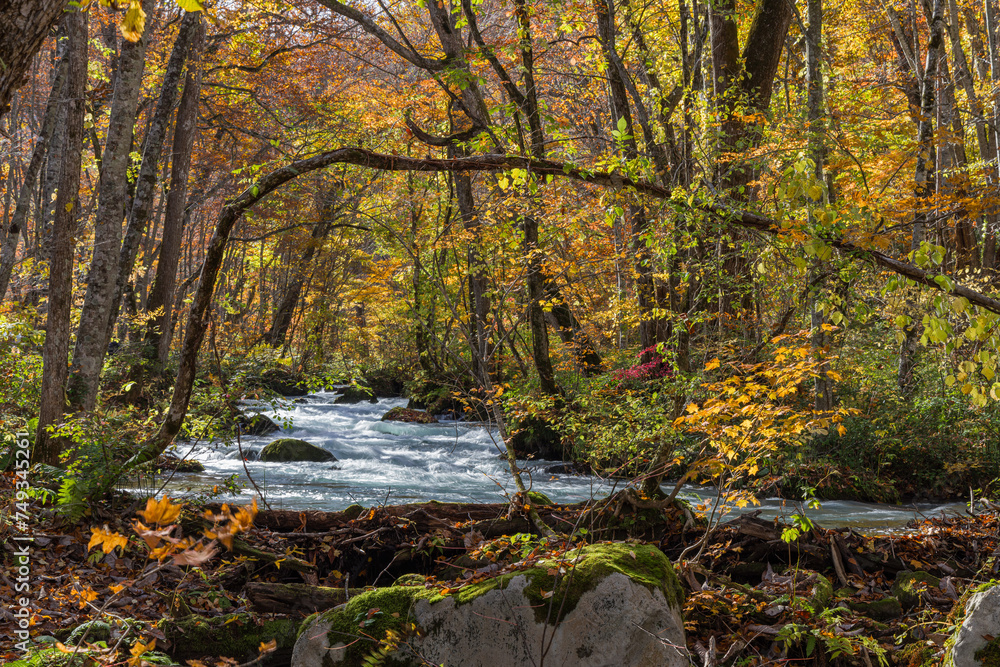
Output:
[259, 639, 278, 654]
[837, 424, 846, 436]
[110, 583, 126, 594]
[88, 525, 128, 554]
[121, 0, 147, 42]
[129, 638, 156, 667]
[177, 0, 204, 10]
[139, 495, 182, 525]
[705, 358, 720, 371]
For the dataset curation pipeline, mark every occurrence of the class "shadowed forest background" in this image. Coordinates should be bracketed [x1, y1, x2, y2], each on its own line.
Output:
[5, 0, 1000, 662]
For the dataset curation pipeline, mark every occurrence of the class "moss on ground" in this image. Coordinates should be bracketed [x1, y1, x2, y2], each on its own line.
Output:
[160, 613, 298, 662]
[976, 637, 1000, 667]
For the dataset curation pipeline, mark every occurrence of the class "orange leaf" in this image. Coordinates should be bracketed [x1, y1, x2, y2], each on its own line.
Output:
[139, 496, 182, 526]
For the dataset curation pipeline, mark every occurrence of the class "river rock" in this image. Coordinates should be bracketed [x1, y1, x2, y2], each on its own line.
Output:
[381, 407, 437, 424]
[258, 368, 308, 396]
[260, 438, 335, 463]
[235, 413, 280, 436]
[509, 415, 562, 459]
[949, 584, 1000, 667]
[334, 385, 377, 404]
[291, 543, 686, 667]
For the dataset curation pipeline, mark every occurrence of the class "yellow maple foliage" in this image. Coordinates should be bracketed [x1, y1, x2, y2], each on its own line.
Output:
[88, 525, 128, 554]
[128, 638, 156, 667]
[139, 496, 182, 526]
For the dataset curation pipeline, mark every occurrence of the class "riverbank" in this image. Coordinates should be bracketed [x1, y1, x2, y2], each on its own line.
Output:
[4, 471, 998, 666]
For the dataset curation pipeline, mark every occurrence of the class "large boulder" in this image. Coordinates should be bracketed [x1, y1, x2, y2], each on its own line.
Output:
[235, 412, 280, 436]
[259, 438, 335, 463]
[381, 407, 437, 424]
[292, 543, 686, 667]
[334, 385, 377, 404]
[258, 368, 309, 396]
[950, 584, 1000, 667]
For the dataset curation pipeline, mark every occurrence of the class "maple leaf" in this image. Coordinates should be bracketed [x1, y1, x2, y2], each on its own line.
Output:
[88, 526, 128, 554]
[139, 496, 182, 526]
[172, 543, 219, 567]
[129, 638, 156, 667]
[71, 584, 99, 608]
[259, 639, 277, 654]
[133, 520, 177, 549]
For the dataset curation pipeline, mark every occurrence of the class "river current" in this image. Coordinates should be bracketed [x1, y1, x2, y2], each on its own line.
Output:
[158, 391, 967, 530]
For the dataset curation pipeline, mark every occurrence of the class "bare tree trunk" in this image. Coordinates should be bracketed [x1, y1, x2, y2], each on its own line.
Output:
[263, 186, 340, 348]
[144, 15, 204, 367]
[34, 9, 88, 465]
[0, 0, 67, 124]
[67, 0, 158, 412]
[899, 0, 944, 398]
[0, 50, 68, 303]
[107, 11, 200, 347]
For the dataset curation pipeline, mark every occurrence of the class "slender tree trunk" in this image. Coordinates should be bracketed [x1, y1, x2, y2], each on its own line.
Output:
[144, 15, 204, 367]
[263, 186, 339, 348]
[107, 11, 200, 347]
[899, 0, 944, 398]
[67, 0, 158, 411]
[0, 51, 68, 303]
[0, 0, 67, 124]
[35, 9, 88, 464]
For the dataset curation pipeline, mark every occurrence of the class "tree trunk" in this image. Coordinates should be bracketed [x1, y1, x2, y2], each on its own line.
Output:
[34, 9, 88, 465]
[0, 0, 67, 124]
[107, 11, 200, 347]
[144, 15, 204, 367]
[0, 49, 68, 303]
[67, 0, 158, 412]
[263, 186, 340, 348]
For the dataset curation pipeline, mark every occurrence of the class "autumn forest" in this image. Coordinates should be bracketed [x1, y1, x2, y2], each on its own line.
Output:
[4, 0, 1000, 663]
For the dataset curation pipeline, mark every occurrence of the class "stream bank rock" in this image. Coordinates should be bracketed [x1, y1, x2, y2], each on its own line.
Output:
[291, 543, 686, 667]
[381, 407, 437, 424]
[259, 438, 335, 462]
[334, 385, 377, 404]
[949, 583, 1000, 667]
[235, 412, 280, 436]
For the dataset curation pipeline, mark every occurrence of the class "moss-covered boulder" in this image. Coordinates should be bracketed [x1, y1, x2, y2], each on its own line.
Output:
[527, 490, 554, 506]
[291, 543, 686, 667]
[260, 438, 335, 463]
[258, 368, 309, 396]
[334, 385, 377, 404]
[236, 412, 281, 436]
[950, 584, 1000, 667]
[381, 407, 437, 424]
[892, 570, 940, 609]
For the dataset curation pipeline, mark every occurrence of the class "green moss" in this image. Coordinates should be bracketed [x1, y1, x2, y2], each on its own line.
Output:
[312, 543, 682, 664]
[6, 647, 89, 667]
[317, 586, 436, 665]
[393, 573, 426, 587]
[527, 491, 554, 506]
[892, 571, 940, 609]
[898, 641, 940, 667]
[806, 573, 833, 613]
[160, 613, 298, 661]
[341, 504, 365, 520]
[451, 543, 683, 624]
[847, 596, 903, 620]
[975, 637, 1000, 667]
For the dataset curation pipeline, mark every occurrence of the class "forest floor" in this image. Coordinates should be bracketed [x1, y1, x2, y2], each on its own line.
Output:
[2, 470, 999, 666]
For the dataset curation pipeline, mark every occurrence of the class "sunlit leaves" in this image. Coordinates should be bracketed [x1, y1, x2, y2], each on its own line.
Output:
[88, 525, 128, 554]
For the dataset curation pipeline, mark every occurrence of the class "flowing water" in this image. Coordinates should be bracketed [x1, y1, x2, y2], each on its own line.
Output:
[157, 392, 967, 531]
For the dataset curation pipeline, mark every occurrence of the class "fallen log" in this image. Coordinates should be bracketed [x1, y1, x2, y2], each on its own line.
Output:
[245, 582, 367, 614]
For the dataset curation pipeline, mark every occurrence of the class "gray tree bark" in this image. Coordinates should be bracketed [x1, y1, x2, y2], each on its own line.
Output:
[143, 15, 204, 367]
[34, 8, 88, 465]
[67, 0, 158, 412]
[0, 50, 68, 303]
[0, 0, 67, 123]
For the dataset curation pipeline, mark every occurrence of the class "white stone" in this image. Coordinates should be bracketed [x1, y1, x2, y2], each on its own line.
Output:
[293, 570, 687, 667]
[950, 584, 1000, 667]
